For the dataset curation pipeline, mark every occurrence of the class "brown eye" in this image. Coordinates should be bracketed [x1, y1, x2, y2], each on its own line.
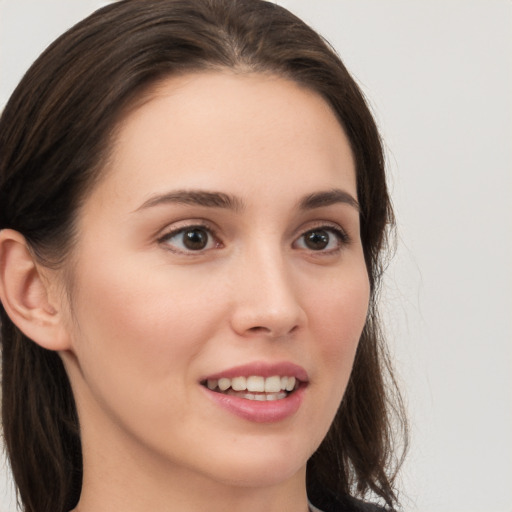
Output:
[294, 226, 347, 253]
[161, 226, 216, 253]
[182, 228, 209, 250]
[303, 230, 330, 250]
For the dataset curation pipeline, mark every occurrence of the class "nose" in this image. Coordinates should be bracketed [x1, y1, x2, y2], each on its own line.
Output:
[229, 246, 307, 339]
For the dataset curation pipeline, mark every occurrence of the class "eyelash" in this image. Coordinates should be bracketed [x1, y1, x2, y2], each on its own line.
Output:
[158, 223, 221, 254]
[293, 224, 350, 254]
[158, 222, 350, 255]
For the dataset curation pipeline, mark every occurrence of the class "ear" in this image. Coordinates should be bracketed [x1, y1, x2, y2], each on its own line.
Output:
[0, 229, 71, 351]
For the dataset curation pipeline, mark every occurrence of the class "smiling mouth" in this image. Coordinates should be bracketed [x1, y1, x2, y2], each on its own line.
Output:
[201, 375, 300, 401]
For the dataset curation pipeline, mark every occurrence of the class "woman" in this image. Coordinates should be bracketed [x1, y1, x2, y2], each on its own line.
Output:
[0, 1, 406, 511]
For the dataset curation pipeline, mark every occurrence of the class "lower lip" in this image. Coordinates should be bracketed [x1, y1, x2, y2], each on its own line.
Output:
[202, 385, 306, 423]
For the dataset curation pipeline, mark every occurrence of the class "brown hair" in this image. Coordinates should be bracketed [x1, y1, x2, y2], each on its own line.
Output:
[0, 1, 407, 511]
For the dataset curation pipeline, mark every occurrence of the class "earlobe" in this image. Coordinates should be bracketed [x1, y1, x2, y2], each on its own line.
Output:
[0, 229, 71, 351]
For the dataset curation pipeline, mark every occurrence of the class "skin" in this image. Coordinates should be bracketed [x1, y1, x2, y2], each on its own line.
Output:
[5, 72, 370, 512]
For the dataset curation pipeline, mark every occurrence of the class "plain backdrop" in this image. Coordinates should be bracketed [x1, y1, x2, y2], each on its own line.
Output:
[1, 1, 511, 511]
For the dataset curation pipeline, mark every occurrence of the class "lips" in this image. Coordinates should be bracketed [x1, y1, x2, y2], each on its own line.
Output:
[200, 362, 308, 422]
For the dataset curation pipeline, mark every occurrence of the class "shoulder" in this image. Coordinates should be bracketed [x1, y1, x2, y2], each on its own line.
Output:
[310, 493, 391, 512]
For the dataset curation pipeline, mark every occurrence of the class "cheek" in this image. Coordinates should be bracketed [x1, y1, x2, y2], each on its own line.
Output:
[306, 265, 370, 402]
[294, 265, 369, 455]
[311, 267, 370, 350]
[63, 260, 233, 448]
[67, 260, 224, 391]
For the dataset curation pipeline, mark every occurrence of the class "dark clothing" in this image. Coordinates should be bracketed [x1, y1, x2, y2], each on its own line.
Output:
[310, 491, 389, 512]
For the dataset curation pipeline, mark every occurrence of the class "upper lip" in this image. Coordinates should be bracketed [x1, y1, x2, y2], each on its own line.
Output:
[201, 361, 309, 383]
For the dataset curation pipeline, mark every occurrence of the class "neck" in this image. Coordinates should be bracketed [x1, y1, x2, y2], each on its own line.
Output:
[75, 464, 310, 512]
[72, 416, 310, 512]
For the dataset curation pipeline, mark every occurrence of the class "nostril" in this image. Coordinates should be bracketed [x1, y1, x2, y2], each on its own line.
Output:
[245, 324, 300, 337]
[247, 326, 271, 333]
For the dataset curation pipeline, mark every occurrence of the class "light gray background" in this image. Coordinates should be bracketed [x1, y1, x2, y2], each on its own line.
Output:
[1, 1, 511, 511]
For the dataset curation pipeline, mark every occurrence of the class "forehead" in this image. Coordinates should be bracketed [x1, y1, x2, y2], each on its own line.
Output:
[90, 71, 356, 211]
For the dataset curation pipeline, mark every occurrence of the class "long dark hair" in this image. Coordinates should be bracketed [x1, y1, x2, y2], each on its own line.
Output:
[0, 1, 407, 511]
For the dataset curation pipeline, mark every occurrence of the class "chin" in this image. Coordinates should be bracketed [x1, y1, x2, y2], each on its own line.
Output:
[195, 440, 310, 489]
[213, 460, 305, 489]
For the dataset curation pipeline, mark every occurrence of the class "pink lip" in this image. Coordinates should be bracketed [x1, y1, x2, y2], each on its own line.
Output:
[200, 361, 308, 423]
[201, 361, 309, 382]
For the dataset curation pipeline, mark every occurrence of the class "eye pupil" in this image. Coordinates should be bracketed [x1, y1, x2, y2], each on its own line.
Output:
[183, 228, 208, 250]
[304, 230, 329, 250]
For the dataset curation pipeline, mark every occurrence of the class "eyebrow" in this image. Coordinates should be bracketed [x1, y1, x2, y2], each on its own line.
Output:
[298, 189, 360, 212]
[135, 190, 244, 212]
[134, 187, 359, 213]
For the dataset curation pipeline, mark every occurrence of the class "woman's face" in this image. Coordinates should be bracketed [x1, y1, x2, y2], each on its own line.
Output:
[59, 72, 369, 489]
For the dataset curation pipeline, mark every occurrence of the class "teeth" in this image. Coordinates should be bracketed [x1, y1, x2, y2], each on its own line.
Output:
[264, 375, 282, 393]
[204, 375, 298, 394]
[285, 376, 296, 392]
[226, 390, 288, 401]
[246, 376, 265, 392]
[218, 377, 231, 391]
[266, 392, 287, 401]
[231, 376, 246, 391]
